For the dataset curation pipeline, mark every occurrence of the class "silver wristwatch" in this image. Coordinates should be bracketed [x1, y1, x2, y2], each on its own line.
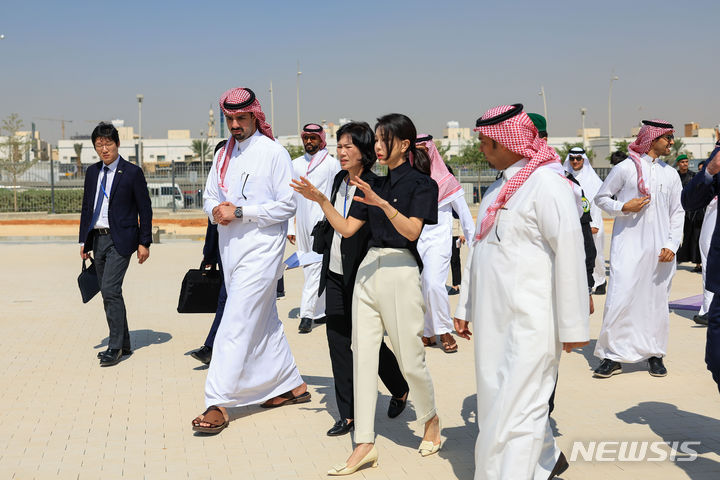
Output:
[234, 206, 243, 219]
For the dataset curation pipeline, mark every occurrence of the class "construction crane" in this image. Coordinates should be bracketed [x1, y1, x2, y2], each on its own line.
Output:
[35, 117, 73, 140]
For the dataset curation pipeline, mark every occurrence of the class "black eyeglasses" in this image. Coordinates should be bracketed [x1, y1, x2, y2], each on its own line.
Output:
[658, 134, 674, 142]
[569, 155, 583, 161]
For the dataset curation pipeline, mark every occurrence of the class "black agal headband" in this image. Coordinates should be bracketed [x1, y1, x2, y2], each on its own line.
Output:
[223, 88, 256, 110]
[641, 120, 673, 129]
[475, 104, 524, 127]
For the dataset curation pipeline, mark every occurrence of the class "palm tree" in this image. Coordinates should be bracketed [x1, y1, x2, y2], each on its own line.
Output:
[191, 139, 212, 162]
[73, 143, 83, 177]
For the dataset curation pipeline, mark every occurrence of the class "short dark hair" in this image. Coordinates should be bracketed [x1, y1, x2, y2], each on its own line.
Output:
[375, 113, 430, 175]
[538, 130, 548, 139]
[336, 121, 376, 171]
[91, 122, 120, 146]
[610, 151, 627, 165]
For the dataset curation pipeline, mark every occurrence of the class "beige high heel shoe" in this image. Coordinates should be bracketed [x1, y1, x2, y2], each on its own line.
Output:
[327, 445, 378, 476]
[418, 417, 443, 457]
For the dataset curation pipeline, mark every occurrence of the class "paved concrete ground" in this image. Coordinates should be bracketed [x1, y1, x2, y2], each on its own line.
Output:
[0, 227, 719, 479]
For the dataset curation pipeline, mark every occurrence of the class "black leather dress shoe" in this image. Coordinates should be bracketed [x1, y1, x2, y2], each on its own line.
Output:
[593, 282, 607, 295]
[548, 452, 569, 479]
[387, 393, 408, 418]
[298, 317, 312, 334]
[97, 348, 132, 359]
[190, 345, 212, 365]
[326, 418, 354, 436]
[648, 356, 667, 377]
[593, 358, 622, 378]
[694, 313, 709, 326]
[99, 349, 123, 367]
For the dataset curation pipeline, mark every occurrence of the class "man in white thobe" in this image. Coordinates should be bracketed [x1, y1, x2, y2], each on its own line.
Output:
[564, 147, 606, 293]
[593, 120, 684, 379]
[288, 123, 340, 333]
[415, 135, 475, 352]
[454, 104, 589, 480]
[192, 87, 309, 434]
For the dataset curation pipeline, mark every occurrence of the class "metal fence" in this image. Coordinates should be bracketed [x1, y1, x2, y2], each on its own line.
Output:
[1, 161, 608, 214]
[0, 161, 208, 214]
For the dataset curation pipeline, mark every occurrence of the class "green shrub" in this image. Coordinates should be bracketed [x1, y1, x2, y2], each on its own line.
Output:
[0, 188, 84, 213]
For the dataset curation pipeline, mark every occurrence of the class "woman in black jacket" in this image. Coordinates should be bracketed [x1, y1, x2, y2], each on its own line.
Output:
[317, 122, 409, 437]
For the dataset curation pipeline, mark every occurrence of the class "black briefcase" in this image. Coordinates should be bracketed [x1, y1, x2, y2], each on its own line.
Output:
[78, 257, 100, 303]
[177, 262, 222, 313]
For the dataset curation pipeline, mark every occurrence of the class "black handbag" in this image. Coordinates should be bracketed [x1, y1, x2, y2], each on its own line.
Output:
[311, 219, 333, 254]
[78, 257, 100, 303]
[177, 262, 222, 313]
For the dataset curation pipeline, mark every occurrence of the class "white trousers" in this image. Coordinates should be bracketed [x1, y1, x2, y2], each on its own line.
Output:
[352, 248, 437, 444]
[300, 260, 325, 319]
[418, 208, 454, 336]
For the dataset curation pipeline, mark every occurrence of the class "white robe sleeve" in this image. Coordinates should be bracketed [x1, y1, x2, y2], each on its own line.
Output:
[453, 243, 475, 322]
[241, 148, 297, 228]
[451, 195, 476, 241]
[595, 165, 629, 217]
[536, 177, 590, 343]
[589, 200, 603, 231]
[664, 173, 685, 253]
[203, 152, 222, 224]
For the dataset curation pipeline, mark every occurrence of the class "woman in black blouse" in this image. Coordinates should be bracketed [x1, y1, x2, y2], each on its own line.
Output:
[292, 114, 441, 475]
[318, 121, 410, 438]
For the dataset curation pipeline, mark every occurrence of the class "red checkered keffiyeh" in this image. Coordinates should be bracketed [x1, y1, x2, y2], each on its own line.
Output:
[301, 123, 327, 150]
[473, 105, 562, 241]
[416, 134, 463, 207]
[301, 123, 329, 174]
[217, 87, 274, 192]
[626, 119, 674, 196]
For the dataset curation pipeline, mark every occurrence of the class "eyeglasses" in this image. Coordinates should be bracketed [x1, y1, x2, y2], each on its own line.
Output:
[95, 142, 115, 150]
[658, 134, 674, 142]
[569, 155, 583, 161]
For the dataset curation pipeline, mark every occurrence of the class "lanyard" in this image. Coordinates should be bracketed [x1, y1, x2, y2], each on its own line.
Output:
[343, 179, 349, 217]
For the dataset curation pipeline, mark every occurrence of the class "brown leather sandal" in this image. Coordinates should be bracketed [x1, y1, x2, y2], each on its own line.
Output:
[422, 336, 437, 347]
[260, 390, 311, 408]
[440, 333, 458, 353]
[191, 405, 229, 434]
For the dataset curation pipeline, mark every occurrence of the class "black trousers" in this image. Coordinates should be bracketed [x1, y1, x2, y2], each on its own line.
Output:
[93, 232, 132, 350]
[203, 256, 227, 348]
[707, 295, 720, 395]
[325, 270, 409, 420]
[450, 236, 462, 286]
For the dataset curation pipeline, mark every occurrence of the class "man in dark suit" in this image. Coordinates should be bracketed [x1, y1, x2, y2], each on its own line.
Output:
[682, 144, 720, 393]
[79, 122, 153, 367]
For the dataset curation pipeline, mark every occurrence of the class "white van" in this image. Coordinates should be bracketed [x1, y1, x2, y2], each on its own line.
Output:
[147, 183, 184, 209]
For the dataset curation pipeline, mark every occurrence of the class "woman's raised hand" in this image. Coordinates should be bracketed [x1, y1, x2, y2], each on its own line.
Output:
[290, 176, 326, 203]
[349, 177, 384, 207]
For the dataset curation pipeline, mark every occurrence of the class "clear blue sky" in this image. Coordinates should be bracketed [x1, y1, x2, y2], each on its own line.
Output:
[1, 0, 717, 143]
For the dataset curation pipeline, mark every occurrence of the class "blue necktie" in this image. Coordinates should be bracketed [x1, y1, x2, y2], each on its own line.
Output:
[89, 166, 109, 229]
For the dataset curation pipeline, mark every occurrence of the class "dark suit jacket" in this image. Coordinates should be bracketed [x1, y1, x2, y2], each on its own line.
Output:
[318, 169, 377, 295]
[682, 166, 720, 294]
[79, 157, 153, 256]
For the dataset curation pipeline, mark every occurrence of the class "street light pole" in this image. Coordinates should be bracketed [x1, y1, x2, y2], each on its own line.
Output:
[200, 130, 205, 182]
[538, 86, 548, 122]
[608, 75, 619, 156]
[269, 81, 275, 136]
[580, 108, 587, 150]
[296, 61, 302, 137]
[137, 94, 144, 168]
